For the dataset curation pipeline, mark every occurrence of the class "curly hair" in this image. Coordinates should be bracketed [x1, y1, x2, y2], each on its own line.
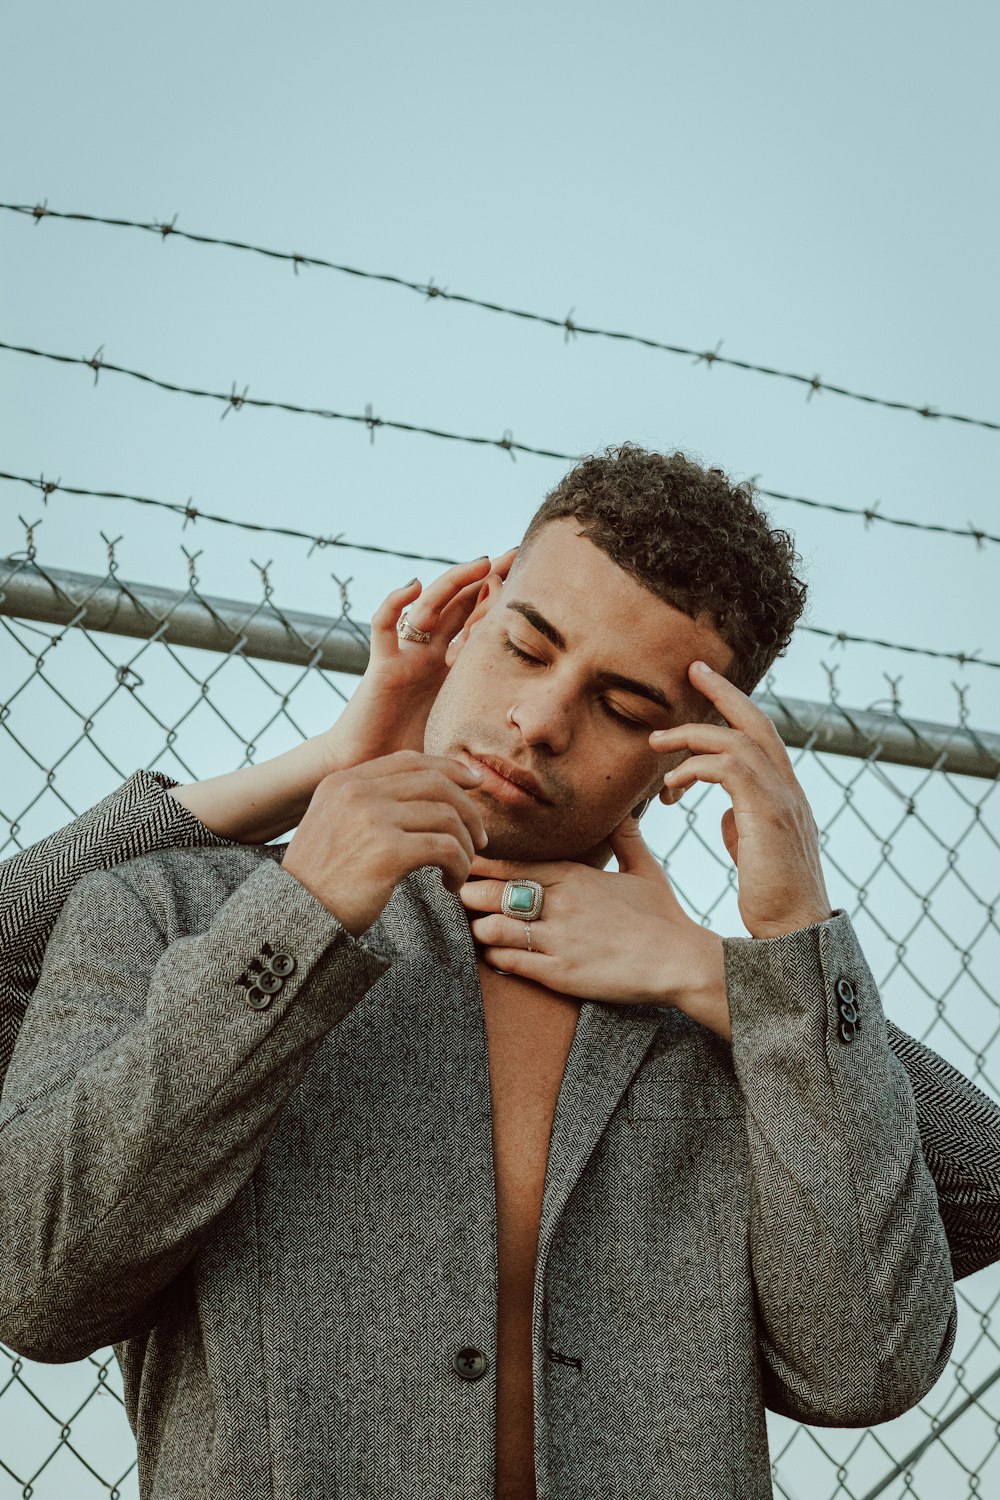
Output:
[521, 444, 807, 694]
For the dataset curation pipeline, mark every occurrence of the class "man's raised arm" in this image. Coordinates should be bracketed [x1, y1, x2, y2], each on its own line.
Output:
[0, 850, 390, 1362]
[0, 751, 484, 1362]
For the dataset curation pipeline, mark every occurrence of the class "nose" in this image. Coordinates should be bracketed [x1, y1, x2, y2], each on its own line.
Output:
[507, 683, 573, 756]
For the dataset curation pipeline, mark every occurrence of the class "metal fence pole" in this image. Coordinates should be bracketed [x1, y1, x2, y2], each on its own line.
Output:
[2, 559, 999, 779]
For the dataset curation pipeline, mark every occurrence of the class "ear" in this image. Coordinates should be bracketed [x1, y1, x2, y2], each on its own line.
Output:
[444, 569, 506, 666]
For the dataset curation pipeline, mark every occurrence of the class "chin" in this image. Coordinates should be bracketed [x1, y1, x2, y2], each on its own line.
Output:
[480, 812, 595, 865]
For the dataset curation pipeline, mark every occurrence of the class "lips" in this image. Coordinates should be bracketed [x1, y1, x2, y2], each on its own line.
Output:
[468, 752, 551, 805]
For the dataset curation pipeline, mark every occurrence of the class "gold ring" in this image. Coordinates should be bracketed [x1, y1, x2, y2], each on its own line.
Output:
[397, 611, 432, 644]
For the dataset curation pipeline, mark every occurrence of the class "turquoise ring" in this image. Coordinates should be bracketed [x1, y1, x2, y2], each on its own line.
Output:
[501, 879, 544, 921]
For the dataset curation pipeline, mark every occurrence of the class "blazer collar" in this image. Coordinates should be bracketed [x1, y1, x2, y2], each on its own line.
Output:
[535, 995, 663, 1278]
[396, 869, 664, 1272]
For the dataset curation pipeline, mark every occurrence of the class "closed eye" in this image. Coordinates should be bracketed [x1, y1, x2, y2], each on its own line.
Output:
[600, 701, 646, 729]
[504, 636, 647, 730]
[503, 636, 543, 667]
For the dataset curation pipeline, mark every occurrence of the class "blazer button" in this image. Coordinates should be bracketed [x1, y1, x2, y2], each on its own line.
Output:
[246, 986, 273, 1011]
[256, 971, 284, 996]
[452, 1347, 489, 1381]
[267, 953, 296, 978]
[839, 1018, 857, 1045]
[835, 977, 856, 1007]
[839, 998, 858, 1024]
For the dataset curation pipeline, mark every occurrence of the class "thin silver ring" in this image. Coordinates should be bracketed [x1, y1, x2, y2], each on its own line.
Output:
[524, 922, 532, 953]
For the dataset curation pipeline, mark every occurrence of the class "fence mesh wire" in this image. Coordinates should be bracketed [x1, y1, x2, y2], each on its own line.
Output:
[0, 536, 997, 1500]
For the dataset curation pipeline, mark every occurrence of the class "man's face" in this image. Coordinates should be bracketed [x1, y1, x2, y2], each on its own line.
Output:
[423, 518, 734, 862]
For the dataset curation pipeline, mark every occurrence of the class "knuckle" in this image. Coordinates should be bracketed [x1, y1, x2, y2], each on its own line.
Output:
[335, 777, 364, 807]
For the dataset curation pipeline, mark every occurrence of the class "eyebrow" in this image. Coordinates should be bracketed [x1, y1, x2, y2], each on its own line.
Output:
[505, 600, 674, 713]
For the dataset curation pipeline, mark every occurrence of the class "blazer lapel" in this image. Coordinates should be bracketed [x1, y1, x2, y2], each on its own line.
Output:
[535, 998, 663, 1282]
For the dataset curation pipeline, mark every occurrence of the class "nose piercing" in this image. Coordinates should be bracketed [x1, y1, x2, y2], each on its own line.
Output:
[506, 707, 516, 725]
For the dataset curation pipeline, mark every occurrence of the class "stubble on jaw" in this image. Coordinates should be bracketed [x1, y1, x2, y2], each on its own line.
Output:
[466, 776, 636, 866]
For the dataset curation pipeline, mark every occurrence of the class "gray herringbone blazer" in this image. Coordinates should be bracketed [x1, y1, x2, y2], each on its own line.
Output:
[2, 772, 998, 1284]
[0, 826, 957, 1498]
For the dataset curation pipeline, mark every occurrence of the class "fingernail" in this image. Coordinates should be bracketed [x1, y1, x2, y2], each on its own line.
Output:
[404, 576, 419, 588]
[476, 829, 489, 849]
[693, 660, 710, 675]
[463, 766, 484, 781]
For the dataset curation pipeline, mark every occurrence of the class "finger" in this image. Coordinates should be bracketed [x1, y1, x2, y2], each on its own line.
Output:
[437, 575, 490, 640]
[576, 831, 618, 869]
[468, 854, 565, 882]
[376, 770, 488, 845]
[489, 545, 519, 579]
[369, 559, 493, 657]
[660, 660, 793, 772]
[406, 832, 474, 893]
[369, 577, 423, 654]
[457, 878, 509, 912]
[607, 815, 668, 880]
[397, 801, 481, 863]
[439, 551, 518, 640]
[477, 947, 557, 984]
[350, 750, 485, 790]
[408, 556, 492, 633]
[661, 752, 759, 799]
[720, 806, 739, 865]
[469, 913, 547, 951]
[648, 723, 773, 781]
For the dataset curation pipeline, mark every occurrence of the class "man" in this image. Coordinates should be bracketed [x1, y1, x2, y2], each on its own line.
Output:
[0, 447, 958, 1499]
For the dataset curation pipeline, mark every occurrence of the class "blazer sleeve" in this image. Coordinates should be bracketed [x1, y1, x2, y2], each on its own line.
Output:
[0, 771, 235, 1093]
[888, 1021, 1000, 1282]
[723, 911, 957, 1427]
[0, 855, 391, 1364]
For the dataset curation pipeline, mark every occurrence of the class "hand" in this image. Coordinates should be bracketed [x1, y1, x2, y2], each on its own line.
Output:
[649, 661, 832, 939]
[459, 817, 731, 1037]
[316, 550, 518, 775]
[283, 752, 488, 936]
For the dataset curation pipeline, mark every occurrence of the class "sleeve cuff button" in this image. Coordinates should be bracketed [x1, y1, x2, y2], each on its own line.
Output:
[267, 953, 296, 978]
[246, 986, 273, 1011]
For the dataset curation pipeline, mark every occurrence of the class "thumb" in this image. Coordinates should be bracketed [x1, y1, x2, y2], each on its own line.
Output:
[608, 814, 665, 878]
[720, 806, 739, 866]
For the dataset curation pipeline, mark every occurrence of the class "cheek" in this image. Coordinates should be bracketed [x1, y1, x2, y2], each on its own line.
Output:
[593, 743, 662, 806]
[431, 643, 510, 730]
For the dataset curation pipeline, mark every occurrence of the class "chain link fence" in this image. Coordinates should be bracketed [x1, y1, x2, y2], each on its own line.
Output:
[0, 537, 998, 1500]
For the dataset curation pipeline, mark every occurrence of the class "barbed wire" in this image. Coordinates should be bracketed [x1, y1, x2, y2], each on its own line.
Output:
[0, 471, 458, 567]
[756, 485, 998, 549]
[0, 337, 572, 460]
[2, 467, 996, 575]
[4, 493, 999, 674]
[4, 201, 998, 434]
[806, 626, 1000, 672]
[2, 340, 997, 552]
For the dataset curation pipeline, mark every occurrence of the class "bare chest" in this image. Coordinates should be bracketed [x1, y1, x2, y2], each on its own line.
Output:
[478, 960, 581, 1205]
[477, 960, 582, 1499]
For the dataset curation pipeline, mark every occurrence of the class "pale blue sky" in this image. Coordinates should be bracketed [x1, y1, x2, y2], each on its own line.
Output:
[3, 0, 998, 731]
[1, 3, 998, 1496]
